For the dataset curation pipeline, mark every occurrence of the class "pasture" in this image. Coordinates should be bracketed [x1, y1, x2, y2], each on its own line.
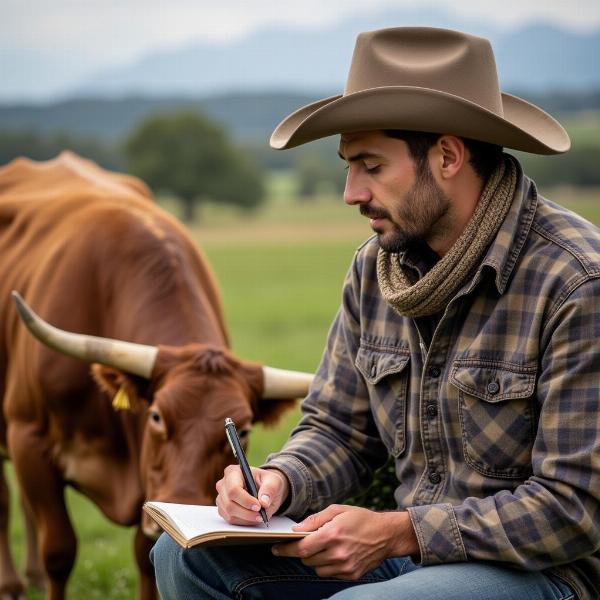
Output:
[8, 178, 600, 598]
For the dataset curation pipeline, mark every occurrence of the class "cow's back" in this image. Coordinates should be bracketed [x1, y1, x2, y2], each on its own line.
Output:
[0, 151, 156, 298]
[0, 152, 229, 436]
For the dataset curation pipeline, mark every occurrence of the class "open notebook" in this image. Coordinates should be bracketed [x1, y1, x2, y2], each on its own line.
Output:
[144, 502, 308, 549]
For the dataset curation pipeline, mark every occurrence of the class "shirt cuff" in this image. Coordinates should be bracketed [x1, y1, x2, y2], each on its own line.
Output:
[261, 454, 314, 520]
[407, 503, 468, 564]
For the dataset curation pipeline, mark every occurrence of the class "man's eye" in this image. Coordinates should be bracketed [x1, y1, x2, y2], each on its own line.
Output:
[366, 165, 381, 173]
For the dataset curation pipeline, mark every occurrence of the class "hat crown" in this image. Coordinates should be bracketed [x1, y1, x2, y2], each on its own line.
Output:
[344, 27, 504, 116]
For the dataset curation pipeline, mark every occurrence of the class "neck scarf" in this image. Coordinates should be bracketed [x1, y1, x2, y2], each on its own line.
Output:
[376, 155, 517, 318]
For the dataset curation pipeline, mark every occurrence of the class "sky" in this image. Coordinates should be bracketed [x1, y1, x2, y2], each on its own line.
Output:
[2, 0, 600, 101]
[6, 0, 600, 61]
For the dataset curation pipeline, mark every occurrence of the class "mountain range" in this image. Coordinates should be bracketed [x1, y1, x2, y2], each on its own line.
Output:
[2, 90, 599, 146]
[4, 6, 600, 103]
[70, 9, 600, 97]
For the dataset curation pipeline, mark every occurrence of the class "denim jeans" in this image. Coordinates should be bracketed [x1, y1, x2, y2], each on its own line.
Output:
[151, 533, 575, 600]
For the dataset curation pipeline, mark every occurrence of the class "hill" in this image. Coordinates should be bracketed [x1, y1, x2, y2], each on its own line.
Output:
[3, 7, 599, 103]
[71, 15, 600, 97]
[1, 90, 600, 146]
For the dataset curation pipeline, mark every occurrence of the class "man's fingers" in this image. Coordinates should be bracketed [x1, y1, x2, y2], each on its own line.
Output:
[216, 466, 292, 525]
[273, 527, 330, 559]
[216, 490, 263, 525]
[216, 465, 266, 525]
[220, 464, 245, 492]
[293, 504, 347, 532]
[256, 468, 288, 514]
[221, 465, 259, 510]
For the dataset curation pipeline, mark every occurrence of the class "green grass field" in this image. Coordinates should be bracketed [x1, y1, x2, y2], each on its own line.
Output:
[8, 178, 600, 598]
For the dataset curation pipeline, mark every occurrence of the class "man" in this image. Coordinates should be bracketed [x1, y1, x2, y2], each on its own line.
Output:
[152, 27, 599, 600]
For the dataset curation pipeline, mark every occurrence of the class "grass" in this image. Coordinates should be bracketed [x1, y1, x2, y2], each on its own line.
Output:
[7, 468, 135, 600]
[561, 111, 600, 148]
[8, 175, 600, 598]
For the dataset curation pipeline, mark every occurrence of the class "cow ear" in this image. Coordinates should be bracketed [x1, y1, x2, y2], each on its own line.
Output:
[91, 364, 143, 411]
[240, 361, 298, 427]
[253, 397, 298, 427]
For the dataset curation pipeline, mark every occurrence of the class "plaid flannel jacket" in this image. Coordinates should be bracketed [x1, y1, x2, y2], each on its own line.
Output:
[266, 166, 600, 599]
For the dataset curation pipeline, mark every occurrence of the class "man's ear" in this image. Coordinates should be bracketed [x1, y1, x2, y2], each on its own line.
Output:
[240, 361, 298, 427]
[435, 135, 465, 179]
[90, 364, 143, 411]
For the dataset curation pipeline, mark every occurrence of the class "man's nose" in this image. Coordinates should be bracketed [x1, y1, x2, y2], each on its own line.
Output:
[343, 170, 371, 206]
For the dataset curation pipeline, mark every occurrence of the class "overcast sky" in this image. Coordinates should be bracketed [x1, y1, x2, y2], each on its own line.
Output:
[5, 0, 600, 63]
[2, 0, 599, 100]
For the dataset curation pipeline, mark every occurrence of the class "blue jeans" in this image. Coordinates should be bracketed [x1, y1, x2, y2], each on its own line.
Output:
[151, 533, 575, 600]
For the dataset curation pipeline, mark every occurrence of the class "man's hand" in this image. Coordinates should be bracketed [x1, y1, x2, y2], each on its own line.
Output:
[216, 465, 289, 525]
[272, 504, 419, 580]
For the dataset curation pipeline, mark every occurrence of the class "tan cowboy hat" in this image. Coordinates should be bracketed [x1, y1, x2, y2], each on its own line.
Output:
[270, 27, 570, 154]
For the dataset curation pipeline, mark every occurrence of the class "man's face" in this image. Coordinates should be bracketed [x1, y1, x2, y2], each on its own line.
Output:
[339, 131, 452, 253]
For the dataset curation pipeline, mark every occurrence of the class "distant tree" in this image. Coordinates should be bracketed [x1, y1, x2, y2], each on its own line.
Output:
[296, 155, 326, 198]
[296, 154, 346, 199]
[0, 130, 122, 170]
[516, 145, 600, 187]
[124, 111, 265, 221]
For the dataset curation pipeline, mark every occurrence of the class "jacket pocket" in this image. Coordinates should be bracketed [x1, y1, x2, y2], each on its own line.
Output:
[355, 342, 410, 457]
[451, 359, 537, 479]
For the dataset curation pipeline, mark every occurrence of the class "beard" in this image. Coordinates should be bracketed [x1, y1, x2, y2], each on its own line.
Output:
[362, 161, 452, 254]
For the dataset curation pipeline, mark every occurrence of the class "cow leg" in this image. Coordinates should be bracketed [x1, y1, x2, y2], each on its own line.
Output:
[8, 426, 76, 600]
[134, 527, 157, 600]
[21, 499, 46, 590]
[0, 460, 26, 600]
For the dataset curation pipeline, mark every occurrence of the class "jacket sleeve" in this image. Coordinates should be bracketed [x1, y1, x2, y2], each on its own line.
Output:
[407, 276, 600, 569]
[264, 250, 388, 520]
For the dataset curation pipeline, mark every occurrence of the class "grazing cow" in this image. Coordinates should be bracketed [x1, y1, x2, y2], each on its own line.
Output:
[0, 152, 312, 600]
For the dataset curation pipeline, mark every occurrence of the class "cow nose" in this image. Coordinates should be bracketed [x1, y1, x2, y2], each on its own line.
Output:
[142, 512, 162, 540]
[143, 524, 161, 540]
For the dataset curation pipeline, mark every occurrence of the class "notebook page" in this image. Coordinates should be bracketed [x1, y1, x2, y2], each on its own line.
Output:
[148, 502, 300, 540]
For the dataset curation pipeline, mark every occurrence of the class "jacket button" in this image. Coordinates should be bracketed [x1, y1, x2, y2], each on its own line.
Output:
[426, 404, 438, 418]
[429, 471, 441, 484]
[428, 366, 441, 378]
[370, 364, 377, 378]
[487, 381, 500, 395]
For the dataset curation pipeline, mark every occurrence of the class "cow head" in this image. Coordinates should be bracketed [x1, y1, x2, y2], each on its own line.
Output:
[12, 292, 312, 536]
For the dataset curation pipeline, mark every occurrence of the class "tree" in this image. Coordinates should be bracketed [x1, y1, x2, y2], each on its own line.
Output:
[124, 111, 265, 221]
[516, 145, 600, 188]
[296, 153, 347, 199]
[0, 130, 121, 171]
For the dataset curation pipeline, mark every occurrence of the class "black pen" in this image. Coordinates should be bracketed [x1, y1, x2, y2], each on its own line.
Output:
[224, 417, 269, 527]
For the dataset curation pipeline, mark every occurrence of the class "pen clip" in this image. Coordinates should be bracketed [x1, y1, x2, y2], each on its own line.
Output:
[224, 417, 238, 458]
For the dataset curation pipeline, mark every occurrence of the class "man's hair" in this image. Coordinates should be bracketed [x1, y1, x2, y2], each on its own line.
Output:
[383, 130, 503, 182]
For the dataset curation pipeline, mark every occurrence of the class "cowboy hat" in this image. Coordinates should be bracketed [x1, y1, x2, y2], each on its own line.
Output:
[270, 27, 570, 154]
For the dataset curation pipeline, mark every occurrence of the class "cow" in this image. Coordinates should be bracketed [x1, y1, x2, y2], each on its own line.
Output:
[0, 152, 313, 600]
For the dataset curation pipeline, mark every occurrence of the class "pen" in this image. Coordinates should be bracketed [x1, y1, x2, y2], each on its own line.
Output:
[224, 417, 269, 527]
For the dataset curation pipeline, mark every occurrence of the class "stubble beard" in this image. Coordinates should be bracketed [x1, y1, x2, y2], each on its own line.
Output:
[367, 162, 453, 254]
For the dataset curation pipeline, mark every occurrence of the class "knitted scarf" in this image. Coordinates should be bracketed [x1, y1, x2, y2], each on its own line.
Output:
[376, 154, 517, 318]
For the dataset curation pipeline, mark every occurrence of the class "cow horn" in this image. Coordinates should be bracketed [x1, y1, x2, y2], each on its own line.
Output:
[11, 291, 158, 378]
[262, 366, 313, 399]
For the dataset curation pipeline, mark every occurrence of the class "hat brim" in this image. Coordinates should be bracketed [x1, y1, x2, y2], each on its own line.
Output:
[270, 87, 570, 155]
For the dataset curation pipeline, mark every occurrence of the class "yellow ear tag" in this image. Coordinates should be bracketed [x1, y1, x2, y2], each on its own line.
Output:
[112, 385, 131, 411]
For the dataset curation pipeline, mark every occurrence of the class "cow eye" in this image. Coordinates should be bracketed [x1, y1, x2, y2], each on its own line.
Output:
[238, 428, 251, 442]
[148, 407, 168, 439]
[149, 410, 162, 424]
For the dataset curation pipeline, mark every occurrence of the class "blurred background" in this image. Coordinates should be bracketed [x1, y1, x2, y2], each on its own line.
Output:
[2, 1, 600, 597]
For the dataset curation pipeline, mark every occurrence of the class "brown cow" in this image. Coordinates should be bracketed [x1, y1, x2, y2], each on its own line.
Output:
[0, 152, 312, 600]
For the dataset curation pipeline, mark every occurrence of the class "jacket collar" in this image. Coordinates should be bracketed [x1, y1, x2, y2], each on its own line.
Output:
[399, 157, 537, 296]
[476, 159, 538, 294]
